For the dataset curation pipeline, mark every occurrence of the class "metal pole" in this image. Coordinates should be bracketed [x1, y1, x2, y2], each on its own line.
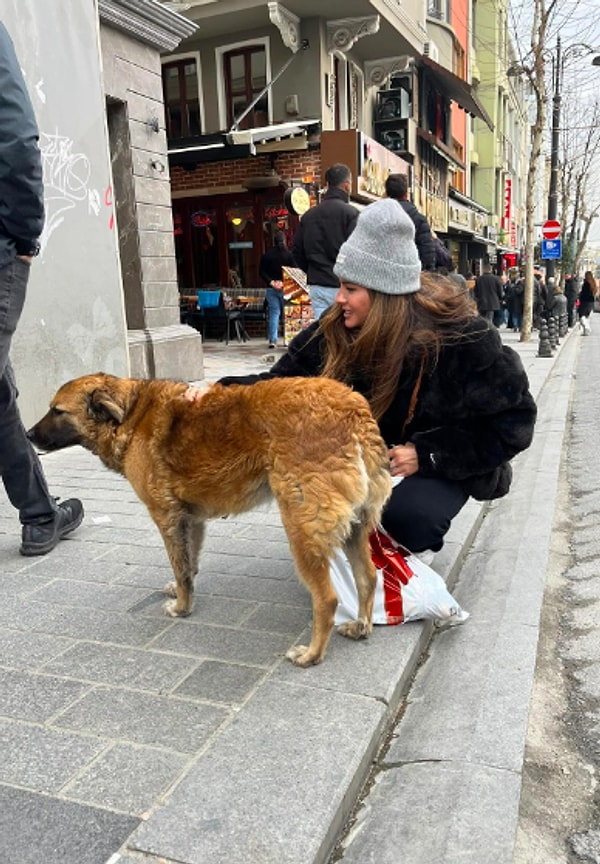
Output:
[546, 35, 561, 281]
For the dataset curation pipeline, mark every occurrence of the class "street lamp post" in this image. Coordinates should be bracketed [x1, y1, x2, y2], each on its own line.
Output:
[545, 36, 561, 283]
[546, 40, 600, 283]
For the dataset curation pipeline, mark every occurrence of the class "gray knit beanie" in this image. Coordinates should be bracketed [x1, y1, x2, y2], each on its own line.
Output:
[334, 197, 421, 294]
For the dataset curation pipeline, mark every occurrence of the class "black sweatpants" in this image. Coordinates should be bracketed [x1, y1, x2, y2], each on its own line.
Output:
[380, 475, 469, 554]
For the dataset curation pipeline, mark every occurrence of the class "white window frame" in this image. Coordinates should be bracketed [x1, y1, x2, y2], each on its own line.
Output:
[160, 51, 205, 137]
[215, 37, 272, 131]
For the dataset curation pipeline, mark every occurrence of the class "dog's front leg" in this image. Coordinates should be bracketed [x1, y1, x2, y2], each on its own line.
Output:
[152, 509, 205, 617]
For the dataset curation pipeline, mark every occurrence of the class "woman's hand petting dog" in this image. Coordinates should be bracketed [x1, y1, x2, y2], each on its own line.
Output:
[183, 386, 205, 402]
[388, 443, 418, 478]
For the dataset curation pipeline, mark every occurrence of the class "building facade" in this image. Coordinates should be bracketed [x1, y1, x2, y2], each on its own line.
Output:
[160, 0, 495, 292]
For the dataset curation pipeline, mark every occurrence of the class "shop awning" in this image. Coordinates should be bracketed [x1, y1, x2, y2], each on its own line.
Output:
[226, 119, 321, 154]
[419, 56, 494, 131]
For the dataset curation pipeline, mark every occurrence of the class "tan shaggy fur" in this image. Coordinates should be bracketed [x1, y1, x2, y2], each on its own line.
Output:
[28, 374, 392, 666]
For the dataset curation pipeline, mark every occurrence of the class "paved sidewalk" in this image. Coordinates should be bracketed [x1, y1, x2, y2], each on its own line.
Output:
[0, 328, 576, 864]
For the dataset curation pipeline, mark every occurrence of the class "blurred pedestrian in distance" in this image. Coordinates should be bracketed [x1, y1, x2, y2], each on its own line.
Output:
[564, 273, 579, 328]
[292, 163, 358, 319]
[384, 173, 436, 271]
[447, 264, 467, 292]
[259, 230, 294, 349]
[0, 22, 83, 555]
[474, 264, 503, 324]
[578, 270, 597, 335]
[505, 268, 524, 332]
[430, 229, 453, 274]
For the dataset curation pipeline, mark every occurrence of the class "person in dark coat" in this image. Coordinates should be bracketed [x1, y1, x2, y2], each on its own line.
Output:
[474, 264, 504, 323]
[385, 173, 436, 271]
[505, 268, 524, 331]
[187, 199, 536, 559]
[292, 163, 358, 319]
[564, 273, 579, 328]
[259, 231, 294, 348]
[0, 22, 83, 555]
[578, 270, 597, 335]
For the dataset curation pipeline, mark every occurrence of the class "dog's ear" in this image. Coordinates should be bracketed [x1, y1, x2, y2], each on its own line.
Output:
[88, 388, 126, 424]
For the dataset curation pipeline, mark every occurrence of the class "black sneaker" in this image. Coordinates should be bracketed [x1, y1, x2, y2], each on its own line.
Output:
[20, 499, 84, 556]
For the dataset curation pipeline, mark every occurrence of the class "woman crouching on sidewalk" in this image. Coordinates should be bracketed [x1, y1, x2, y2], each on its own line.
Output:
[186, 198, 536, 561]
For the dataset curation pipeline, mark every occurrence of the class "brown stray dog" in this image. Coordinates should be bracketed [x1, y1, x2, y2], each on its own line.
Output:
[28, 374, 392, 666]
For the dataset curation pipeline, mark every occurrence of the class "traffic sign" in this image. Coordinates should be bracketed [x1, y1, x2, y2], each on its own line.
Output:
[541, 238, 562, 259]
[542, 219, 561, 240]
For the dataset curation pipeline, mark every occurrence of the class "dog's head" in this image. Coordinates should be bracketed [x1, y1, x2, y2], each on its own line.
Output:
[28, 373, 139, 453]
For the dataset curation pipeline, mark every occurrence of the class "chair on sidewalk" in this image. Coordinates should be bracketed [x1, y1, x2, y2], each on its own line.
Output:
[192, 290, 246, 344]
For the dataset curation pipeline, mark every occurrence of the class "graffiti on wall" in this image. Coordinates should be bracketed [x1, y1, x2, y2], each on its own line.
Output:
[39, 130, 104, 248]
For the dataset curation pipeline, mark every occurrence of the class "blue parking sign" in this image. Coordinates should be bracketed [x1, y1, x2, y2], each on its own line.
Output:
[541, 239, 562, 259]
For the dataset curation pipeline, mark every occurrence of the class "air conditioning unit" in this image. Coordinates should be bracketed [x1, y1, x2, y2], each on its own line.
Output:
[423, 40, 439, 63]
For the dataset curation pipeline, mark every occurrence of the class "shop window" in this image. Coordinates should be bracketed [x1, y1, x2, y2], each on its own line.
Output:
[223, 45, 268, 130]
[226, 204, 257, 287]
[162, 58, 201, 139]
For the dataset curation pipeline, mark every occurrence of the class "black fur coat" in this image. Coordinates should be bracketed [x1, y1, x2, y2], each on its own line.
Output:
[220, 318, 537, 501]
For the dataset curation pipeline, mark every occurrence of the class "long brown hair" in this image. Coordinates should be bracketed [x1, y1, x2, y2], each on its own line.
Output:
[319, 273, 479, 419]
[584, 270, 598, 297]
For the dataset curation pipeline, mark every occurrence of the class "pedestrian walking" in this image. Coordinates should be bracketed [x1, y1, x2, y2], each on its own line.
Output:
[292, 163, 358, 319]
[505, 268, 524, 331]
[473, 264, 503, 324]
[578, 270, 597, 335]
[259, 230, 294, 349]
[385, 173, 436, 270]
[0, 22, 83, 555]
[564, 273, 579, 328]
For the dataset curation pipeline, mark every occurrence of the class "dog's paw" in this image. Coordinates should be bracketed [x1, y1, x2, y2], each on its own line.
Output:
[162, 599, 192, 618]
[285, 645, 323, 667]
[337, 618, 372, 640]
[164, 581, 177, 598]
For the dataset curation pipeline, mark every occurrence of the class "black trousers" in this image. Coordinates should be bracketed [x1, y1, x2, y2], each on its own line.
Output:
[381, 475, 469, 553]
[0, 259, 57, 524]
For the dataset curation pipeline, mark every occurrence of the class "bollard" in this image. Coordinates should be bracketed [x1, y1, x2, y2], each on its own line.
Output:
[538, 319, 553, 357]
[547, 315, 557, 350]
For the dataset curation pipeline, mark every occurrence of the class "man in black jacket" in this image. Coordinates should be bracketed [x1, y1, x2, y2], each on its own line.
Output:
[385, 173, 436, 270]
[474, 264, 504, 324]
[0, 22, 83, 555]
[292, 163, 358, 318]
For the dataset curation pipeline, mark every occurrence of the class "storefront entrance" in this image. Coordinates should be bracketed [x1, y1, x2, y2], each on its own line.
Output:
[173, 191, 297, 294]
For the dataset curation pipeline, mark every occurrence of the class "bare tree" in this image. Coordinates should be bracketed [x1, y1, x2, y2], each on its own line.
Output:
[508, 0, 600, 339]
[560, 97, 600, 276]
[509, 0, 559, 340]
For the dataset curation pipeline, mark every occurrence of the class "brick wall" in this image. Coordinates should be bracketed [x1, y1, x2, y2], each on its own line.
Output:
[171, 148, 322, 195]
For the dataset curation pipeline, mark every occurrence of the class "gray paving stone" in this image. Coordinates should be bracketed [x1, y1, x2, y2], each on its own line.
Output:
[567, 578, 600, 601]
[64, 742, 190, 815]
[0, 785, 139, 864]
[572, 662, 600, 700]
[242, 601, 312, 634]
[29, 578, 152, 611]
[26, 557, 132, 584]
[562, 629, 600, 662]
[151, 619, 293, 665]
[55, 686, 228, 751]
[174, 659, 266, 704]
[0, 628, 75, 670]
[42, 642, 199, 691]
[568, 601, 600, 630]
[0, 569, 55, 593]
[0, 668, 91, 723]
[0, 718, 107, 791]
[340, 761, 522, 864]
[130, 679, 387, 864]
[566, 560, 600, 581]
[136, 591, 259, 627]
[0, 598, 174, 646]
[190, 572, 311, 606]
